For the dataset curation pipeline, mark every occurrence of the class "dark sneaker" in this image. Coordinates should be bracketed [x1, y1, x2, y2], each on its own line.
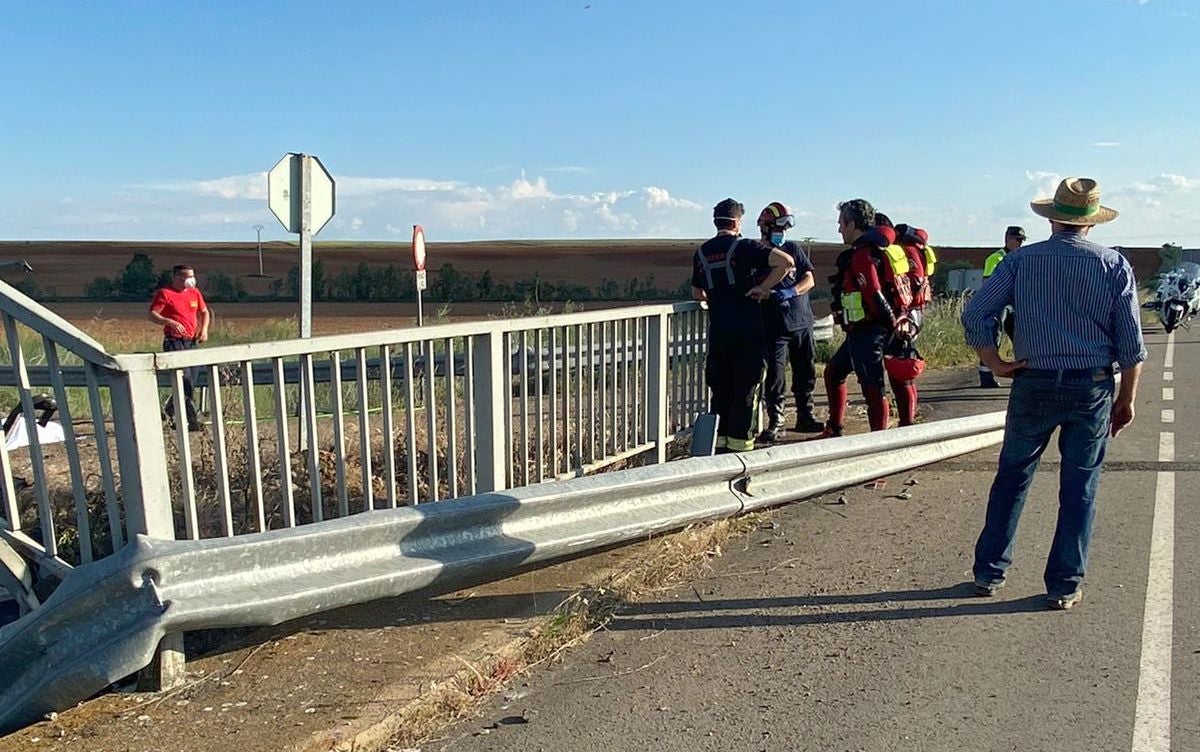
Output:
[973, 578, 1006, 596]
[187, 415, 210, 433]
[979, 375, 1000, 389]
[793, 415, 825, 433]
[1047, 590, 1082, 610]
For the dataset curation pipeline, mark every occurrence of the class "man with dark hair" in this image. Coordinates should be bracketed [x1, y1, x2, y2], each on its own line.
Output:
[755, 201, 821, 442]
[149, 264, 210, 431]
[693, 198, 794, 452]
[978, 226, 1025, 387]
[822, 199, 911, 436]
[963, 178, 1144, 610]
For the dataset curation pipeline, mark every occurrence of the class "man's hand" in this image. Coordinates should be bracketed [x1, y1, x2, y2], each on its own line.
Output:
[975, 346, 1026, 378]
[746, 285, 771, 301]
[988, 358, 1027, 378]
[171, 321, 187, 337]
[1111, 398, 1135, 437]
[196, 330, 209, 343]
[893, 316, 918, 341]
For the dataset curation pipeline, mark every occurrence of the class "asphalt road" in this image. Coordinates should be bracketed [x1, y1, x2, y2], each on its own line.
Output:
[432, 326, 1195, 752]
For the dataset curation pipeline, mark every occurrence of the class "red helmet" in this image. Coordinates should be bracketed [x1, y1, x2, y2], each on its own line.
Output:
[757, 201, 796, 230]
[884, 341, 925, 381]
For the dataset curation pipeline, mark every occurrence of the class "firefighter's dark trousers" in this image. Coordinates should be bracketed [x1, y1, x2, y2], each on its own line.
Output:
[763, 324, 817, 425]
[706, 327, 765, 452]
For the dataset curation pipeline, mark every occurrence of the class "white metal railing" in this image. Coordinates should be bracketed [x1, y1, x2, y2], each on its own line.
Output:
[0, 283, 148, 579]
[0, 279, 708, 577]
[147, 303, 707, 543]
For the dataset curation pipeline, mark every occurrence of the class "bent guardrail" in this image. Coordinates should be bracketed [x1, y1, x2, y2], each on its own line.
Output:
[0, 411, 1004, 734]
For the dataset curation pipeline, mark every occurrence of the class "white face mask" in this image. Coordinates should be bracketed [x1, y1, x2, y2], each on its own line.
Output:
[183, 277, 197, 289]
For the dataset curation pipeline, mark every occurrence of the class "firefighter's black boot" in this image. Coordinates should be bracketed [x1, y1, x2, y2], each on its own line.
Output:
[758, 404, 785, 445]
[793, 411, 824, 433]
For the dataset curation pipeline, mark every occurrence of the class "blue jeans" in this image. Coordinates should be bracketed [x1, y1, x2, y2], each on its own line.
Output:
[973, 368, 1114, 596]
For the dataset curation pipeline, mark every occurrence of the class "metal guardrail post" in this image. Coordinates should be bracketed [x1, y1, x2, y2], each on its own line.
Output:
[647, 312, 670, 464]
[107, 354, 185, 691]
[472, 331, 508, 493]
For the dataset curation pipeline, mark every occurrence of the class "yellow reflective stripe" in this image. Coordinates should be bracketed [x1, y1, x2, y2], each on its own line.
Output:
[983, 249, 1005, 278]
[843, 291, 866, 322]
[715, 435, 728, 449]
[924, 244, 937, 276]
[727, 436, 756, 452]
[883, 244, 910, 275]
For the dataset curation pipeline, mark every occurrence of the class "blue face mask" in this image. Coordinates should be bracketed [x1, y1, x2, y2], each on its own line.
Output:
[770, 232, 785, 246]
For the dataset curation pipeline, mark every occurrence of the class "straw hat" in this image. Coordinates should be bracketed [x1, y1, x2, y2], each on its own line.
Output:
[1030, 177, 1118, 225]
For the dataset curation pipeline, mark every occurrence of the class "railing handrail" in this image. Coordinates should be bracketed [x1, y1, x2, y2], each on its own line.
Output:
[151, 300, 703, 370]
[0, 279, 116, 369]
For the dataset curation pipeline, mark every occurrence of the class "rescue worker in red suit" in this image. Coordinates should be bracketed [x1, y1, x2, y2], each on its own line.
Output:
[823, 199, 912, 437]
[692, 198, 795, 452]
[886, 224, 933, 426]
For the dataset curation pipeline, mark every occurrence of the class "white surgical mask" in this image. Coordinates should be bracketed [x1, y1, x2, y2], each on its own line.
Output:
[183, 277, 197, 289]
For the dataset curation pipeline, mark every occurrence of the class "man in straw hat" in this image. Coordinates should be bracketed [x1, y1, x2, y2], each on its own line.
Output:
[961, 177, 1145, 610]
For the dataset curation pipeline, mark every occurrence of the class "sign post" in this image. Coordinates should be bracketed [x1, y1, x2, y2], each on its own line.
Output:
[268, 152, 335, 338]
[412, 224, 428, 327]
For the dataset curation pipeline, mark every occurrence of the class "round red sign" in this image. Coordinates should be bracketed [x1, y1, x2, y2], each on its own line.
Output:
[412, 225, 427, 271]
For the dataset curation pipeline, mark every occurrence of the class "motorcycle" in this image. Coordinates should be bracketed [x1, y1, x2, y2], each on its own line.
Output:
[1144, 263, 1200, 333]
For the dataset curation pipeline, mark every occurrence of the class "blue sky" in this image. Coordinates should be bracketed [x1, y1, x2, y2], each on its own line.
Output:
[2, 0, 1197, 246]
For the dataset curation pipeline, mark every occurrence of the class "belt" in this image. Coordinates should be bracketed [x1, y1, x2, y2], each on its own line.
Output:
[1019, 366, 1113, 380]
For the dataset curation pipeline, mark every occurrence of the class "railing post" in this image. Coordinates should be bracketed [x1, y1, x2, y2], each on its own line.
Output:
[472, 331, 508, 493]
[647, 312, 670, 464]
[107, 354, 185, 691]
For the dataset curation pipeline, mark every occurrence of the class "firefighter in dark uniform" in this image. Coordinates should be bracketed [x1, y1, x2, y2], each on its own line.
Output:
[692, 198, 795, 452]
[755, 201, 822, 444]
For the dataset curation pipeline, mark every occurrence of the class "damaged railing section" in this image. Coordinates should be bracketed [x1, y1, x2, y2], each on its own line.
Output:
[0, 283, 170, 582]
[0, 410, 1005, 734]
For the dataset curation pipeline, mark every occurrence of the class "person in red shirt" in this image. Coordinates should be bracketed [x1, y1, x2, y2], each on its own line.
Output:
[823, 199, 911, 436]
[149, 265, 210, 431]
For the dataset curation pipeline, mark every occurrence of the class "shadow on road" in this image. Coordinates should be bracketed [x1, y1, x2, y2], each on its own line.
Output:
[609, 583, 1049, 631]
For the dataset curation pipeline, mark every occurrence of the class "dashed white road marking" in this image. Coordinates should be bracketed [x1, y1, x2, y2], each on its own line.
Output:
[1161, 409, 1175, 424]
[1158, 432, 1174, 463]
[1163, 372, 1173, 382]
[1162, 387, 1174, 402]
[1164, 331, 1175, 369]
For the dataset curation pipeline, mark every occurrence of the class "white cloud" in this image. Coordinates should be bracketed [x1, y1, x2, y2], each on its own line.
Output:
[507, 172, 554, 199]
[542, 165, 593, 174]
[644, 186, 703, 210]
[1090, 141, 1121, 147]
[338, 176, 461, 196]
[1125, 173, 1199, 194]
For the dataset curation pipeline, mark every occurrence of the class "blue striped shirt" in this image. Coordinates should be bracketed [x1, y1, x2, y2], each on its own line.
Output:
[962, 231, 1146, 370]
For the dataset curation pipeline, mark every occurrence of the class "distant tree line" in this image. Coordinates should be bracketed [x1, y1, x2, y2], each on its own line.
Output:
[79, 254, 695, 303]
